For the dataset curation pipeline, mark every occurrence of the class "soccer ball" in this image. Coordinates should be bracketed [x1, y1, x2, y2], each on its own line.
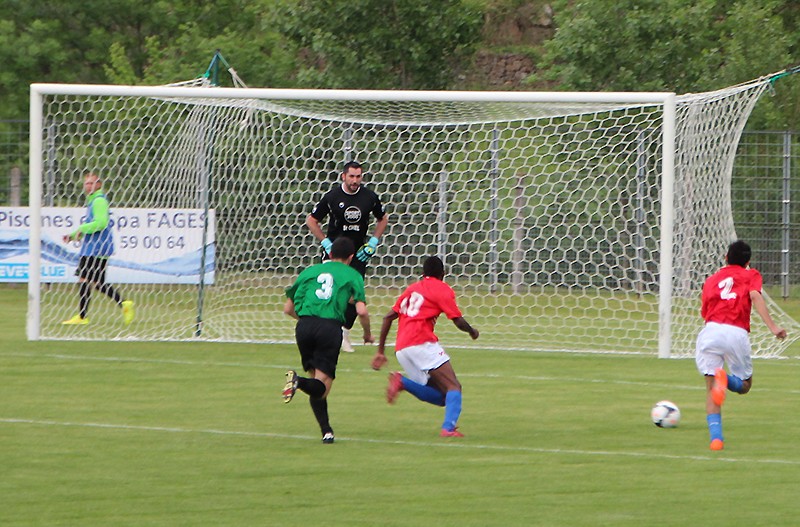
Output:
[651, 400, 681, 428]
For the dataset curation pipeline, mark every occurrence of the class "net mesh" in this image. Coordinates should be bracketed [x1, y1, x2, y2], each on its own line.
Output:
[31, 76, 800, 357]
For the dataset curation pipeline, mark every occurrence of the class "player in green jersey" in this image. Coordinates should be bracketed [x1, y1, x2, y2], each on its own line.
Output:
[282, 237, 374, 443]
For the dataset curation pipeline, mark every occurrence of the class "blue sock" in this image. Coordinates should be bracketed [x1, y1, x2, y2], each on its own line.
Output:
[401, 377, 445, 406]
[707, 413, 723, 442]
[442, 391, 462, 431]
[727, 374, 744, 394]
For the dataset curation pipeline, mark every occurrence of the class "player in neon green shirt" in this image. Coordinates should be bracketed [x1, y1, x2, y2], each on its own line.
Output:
[61, 172, 134, 325]
[282, 237, 373, 443]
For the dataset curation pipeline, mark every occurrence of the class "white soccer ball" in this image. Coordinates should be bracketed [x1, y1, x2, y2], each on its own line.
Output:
[651, 400, 681, 428]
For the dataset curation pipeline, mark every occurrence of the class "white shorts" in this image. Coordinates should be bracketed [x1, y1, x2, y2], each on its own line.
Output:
[695, 322, 753, 380]
[395, 341, 451, 385]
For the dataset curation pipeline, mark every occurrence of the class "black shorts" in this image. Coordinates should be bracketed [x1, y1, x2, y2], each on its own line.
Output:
[295, 316, 343, 378]
[75, 256, 109, 284]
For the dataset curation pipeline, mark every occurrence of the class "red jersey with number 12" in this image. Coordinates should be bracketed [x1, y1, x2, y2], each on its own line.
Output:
[392, 276, 463, 351]
[701, 265, 763, 332]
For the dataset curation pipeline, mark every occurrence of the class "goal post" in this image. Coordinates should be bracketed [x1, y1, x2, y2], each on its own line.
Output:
[24, 79, 799, 358]
[658, 94, 676, 359]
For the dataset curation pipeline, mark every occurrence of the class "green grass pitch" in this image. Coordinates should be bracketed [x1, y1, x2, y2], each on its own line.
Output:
[2, 285, 800, 526]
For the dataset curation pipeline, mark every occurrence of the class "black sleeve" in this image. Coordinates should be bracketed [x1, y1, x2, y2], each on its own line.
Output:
[371, 191, 386, 221]
[310, 193, 330, 221]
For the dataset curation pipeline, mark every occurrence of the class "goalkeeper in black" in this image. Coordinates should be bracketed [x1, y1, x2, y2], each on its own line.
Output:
[305, 160, 389, 352]
[282, 237, 374, 444]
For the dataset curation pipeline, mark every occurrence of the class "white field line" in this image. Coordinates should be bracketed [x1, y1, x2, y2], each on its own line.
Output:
[2, 416, 799, 466]
[1, 351, 700, 391]
[3, 351, 800, 465]
[5, 351, 800, 394]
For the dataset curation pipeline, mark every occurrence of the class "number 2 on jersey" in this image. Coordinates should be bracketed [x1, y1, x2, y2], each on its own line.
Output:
[718, 276, 737, 300]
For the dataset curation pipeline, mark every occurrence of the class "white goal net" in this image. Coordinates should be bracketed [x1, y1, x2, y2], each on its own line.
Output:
[26, 75, 800, 357]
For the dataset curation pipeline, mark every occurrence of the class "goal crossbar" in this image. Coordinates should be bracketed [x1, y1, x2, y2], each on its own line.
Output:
[25, 79, 799, 358]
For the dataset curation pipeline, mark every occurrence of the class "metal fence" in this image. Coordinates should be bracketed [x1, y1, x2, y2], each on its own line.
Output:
[732, 131, 800, 298]
[2, 120, 797, 295]
[0, 120, 27, 206]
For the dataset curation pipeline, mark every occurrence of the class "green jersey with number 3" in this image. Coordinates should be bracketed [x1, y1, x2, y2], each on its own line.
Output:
[286, 261, 367, 324]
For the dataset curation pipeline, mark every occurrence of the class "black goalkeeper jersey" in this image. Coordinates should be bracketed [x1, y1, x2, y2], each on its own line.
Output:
[309, 183, 386, 247]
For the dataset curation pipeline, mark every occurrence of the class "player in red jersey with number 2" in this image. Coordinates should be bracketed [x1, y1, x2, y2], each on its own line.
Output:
[696, 240, 786, 451]
[371, 256, 479, 438]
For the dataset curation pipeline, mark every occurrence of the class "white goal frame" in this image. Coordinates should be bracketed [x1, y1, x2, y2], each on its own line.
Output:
[27, 83, 678, 355]
[29, 77, 800, 358]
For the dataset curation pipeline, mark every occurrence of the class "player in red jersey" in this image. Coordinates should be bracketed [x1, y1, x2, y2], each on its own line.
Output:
[696, 240, 786, 451]
[371, 256, 479, 437]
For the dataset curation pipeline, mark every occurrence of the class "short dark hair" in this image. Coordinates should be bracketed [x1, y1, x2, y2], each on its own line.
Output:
[422, 256, 445, 279]
[727, 240, 751, 267]
[330, 237, 355, 259]
[342, 161, 362, 173]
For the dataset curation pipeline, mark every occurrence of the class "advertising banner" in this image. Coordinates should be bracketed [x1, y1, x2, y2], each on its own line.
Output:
[0, 207, 215, 284]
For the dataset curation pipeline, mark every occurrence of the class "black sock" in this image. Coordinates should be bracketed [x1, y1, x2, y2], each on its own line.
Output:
[298, 378, 326, 398]
[309, 397, 332, 435]
[79, 282, 91, 318]
[97, 283, 122, 304]
[344, 303, 357, 330]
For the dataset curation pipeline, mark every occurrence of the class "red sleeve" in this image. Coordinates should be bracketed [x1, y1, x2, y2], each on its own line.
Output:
[749, 269, 763, 293]
[437, 282, 463, 320]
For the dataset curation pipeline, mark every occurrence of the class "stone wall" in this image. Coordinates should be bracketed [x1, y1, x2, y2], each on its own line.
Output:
[472, 51, 536, 88]
[464, 2, 554, 89]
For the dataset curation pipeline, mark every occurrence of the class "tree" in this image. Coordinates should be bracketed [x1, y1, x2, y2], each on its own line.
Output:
[276, 0, 483, 89]
[103, 1, 297, 88]
[0, 0, 297, 120]
[535, 0, 800, 128]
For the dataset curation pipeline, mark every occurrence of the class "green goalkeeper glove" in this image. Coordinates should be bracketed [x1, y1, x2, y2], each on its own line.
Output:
[356, 237, 380, 262]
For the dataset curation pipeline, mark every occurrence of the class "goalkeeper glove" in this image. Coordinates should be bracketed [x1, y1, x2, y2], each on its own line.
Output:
[321, 238, 333, 254]
[356, 236, 380, 262]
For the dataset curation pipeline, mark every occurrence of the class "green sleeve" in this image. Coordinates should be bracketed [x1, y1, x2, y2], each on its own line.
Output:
[352, 273, 367, 304]
[76, 195, 110, 235]
[286, 281, 298, 300]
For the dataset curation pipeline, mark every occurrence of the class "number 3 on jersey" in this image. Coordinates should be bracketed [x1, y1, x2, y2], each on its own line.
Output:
[718, 276, 737, 300]
[399, 292, 425, 317]
[316, 273, 334, 300]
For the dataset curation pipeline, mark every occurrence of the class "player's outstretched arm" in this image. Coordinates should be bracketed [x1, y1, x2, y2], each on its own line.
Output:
[371, 310, 399, 370]
[373, 213, 389, 240]
[356, 301, 373, 344]
[452, 316, 479, 340]
[751, 290, 787, 339]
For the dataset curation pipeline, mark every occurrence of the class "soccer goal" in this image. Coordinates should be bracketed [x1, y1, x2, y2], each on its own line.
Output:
[26, 74, 800, 357]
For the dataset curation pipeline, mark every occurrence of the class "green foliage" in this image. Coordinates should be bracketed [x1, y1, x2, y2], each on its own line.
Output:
[0, 0, 297, 119]
[1, 0, 799, 126]
[276, 0, 483, 89]
[536, 0, 799, 128]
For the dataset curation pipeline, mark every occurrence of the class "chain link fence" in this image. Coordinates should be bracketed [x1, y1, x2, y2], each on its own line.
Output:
[0, 120, 27, 206]
[2, 120, 798, 295]
[732, 131, 800, 298]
